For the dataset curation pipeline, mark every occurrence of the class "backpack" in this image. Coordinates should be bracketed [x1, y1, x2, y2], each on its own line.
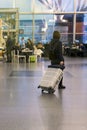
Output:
[49, 42, 56, 60]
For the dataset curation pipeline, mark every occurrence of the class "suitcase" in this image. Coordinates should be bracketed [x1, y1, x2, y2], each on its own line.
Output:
[38, 65, 65, 94]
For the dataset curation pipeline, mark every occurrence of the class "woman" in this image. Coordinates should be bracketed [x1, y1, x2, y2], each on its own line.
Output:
[49, 31, 66, 89]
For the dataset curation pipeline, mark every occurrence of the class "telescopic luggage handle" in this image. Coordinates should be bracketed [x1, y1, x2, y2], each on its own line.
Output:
[48, 65, 65, 70]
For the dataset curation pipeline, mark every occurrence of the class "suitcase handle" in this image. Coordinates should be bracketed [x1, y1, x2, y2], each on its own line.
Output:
[48, 65, 65, 70]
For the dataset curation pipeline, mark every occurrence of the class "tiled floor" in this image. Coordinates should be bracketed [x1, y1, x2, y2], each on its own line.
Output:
[0, 56, 87, 130]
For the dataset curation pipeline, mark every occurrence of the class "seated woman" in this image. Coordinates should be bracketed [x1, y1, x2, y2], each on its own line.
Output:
[79, 43, 86, 50]
[78, 43, 86, 57]
[26, 39, 34, 50]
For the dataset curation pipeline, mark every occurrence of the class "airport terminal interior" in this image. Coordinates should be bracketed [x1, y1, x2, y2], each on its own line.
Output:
[0, 0, 87, 130]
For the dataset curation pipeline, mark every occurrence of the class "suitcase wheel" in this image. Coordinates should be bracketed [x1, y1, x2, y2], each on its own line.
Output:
[42, 89, 44, 93]
[41, 88, 55, 94]
[48, 88, 55, 94]
[38, 85, 40, 88]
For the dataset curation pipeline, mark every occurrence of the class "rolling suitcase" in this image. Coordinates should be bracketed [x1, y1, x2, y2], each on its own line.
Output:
[38, 65, 65, 94]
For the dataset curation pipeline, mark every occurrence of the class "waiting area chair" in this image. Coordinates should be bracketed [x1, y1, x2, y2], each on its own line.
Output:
[12, 50, 26, 63]
[33, 45, 43, 59]
[0, 48, 6, 62]
[0, 50, 3, 61]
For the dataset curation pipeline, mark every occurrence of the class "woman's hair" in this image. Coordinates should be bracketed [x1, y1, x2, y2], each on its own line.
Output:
[53, 31, 60, 39]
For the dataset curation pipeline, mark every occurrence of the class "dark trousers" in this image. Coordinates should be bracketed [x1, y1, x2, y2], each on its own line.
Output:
[7, 50, 12, 62]
[59, 77, 63, 87]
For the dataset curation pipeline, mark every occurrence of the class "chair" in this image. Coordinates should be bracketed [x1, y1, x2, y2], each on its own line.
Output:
[0, 49, 6, 62]
[12, 50, 26, 63]
[33, 45, 43, 59]
[0, 50, 3, 61]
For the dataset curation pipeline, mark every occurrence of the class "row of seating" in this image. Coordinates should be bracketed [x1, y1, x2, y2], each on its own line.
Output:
[0, 46, 43, 63]
[11, 50, 38, 63]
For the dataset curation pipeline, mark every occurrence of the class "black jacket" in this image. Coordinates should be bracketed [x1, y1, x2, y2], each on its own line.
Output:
[50, 39, 64, 65]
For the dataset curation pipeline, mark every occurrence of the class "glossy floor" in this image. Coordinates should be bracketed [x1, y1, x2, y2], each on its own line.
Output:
[0, 56, 87, 130]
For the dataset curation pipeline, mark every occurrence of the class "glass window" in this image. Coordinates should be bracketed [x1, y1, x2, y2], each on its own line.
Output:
[76, 13, 87, 43]
[54, 14, 73, 44]
[19, 15, 33, 42]
[76, 14, 84, 34]
[0, 0, 32, 12]
[76, 0, 87, 12]
[0, 13, 16, 30]
[15, 0, 32, 12]
[35, 0, 74, 12]
[34, 14, 54, 43]
[33, 14, 73, 44]
[0, 0, 13, 8]
[0, 0, 74, 12]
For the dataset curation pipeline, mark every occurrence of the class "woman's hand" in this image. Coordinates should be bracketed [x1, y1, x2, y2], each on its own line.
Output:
[60, 61, 64, 65]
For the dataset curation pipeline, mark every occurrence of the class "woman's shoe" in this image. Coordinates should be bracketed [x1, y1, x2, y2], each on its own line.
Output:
[58, 85, 66, 89]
